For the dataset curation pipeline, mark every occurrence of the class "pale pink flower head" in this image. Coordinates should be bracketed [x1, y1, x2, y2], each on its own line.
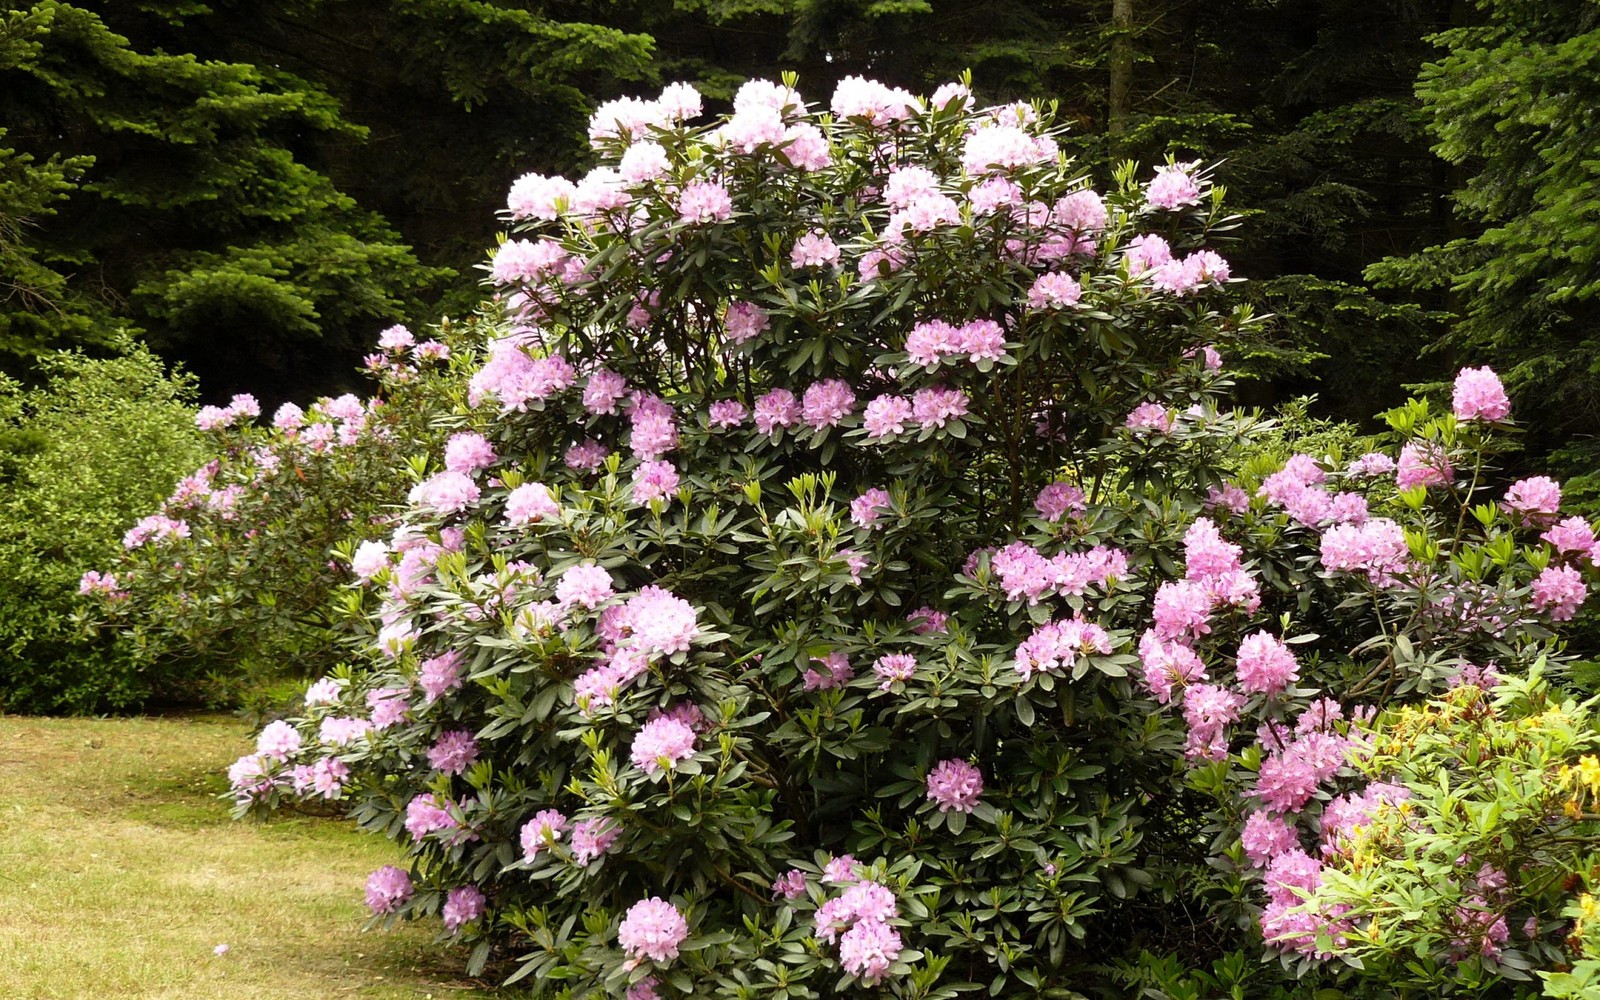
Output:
[556, 563, 614, 610]
[863, 395, 913, 439]
[618, 897, 689, 964]
[1395, 441, 1452, 491]
[908, 607, 948, 634]
[872, 653, 917, 690]
[657, 81, 703, 121]
[801, 379, 857, 429]
[830, 76, 917, 126]
[444, 432, 497, 474]
[630, 716, 697, 775]
[365, 865, 414, 914]
[1543, 516, 1596, 557]
[1124, 233, 1172, 275]
[911, 385, 969, 428]
[676, 181, 732, 224]
[1240, 812, 1300, 868]
[507, 172, 576, 221]
[803, 651, 854, 691]
[426, 730, 480, 776]
[838, 917, 903, 984]
[519, 808, 570, 860]
[790, 231, 841, 269]
[505, 482, 560, 526]
[1531, 564, 1587, 621]
[256, 720, 302, 761]
[723, 301, 770, 345]
[926, 758, 983, 813]
[1126, 401, 1174, 434]
[564, 440, 609, 472]
[1346, 452, 1396, 477]
[753, 388, 801, 434]
[582, 368, 628, 415]
[419, 650, 464, 703]
[1452, 366, 1510, 421]
[632, 460, 680, 505]
[851, 488, 893, 528]
[618, 141, 671, 184]
[1235, 632, 1301, 696]
[823, 854, 859, 883]
[350, 540, 389, 582]
[1145, 161, 1203, 210]
[961, 124, 1057, 175]
[1035, 482, 1085, 521]
[442, 885, 485, 933]
[708, 399, 747, 429]
[570, 817, 619, 864]
[884, 166, 942, 208]
[929, 81, 972, 111]
[771, 869, 808, 899]
[1027, 272, 1082, 310]
[1503, 475, 1562, 524]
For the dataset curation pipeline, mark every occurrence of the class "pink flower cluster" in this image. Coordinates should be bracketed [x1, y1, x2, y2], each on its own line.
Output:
[1452, 366, 1510, 421]
[989, 541, 1127, 604]
[1014, 616, 1113, 680]
[903, 318, 1008, 367]
[630, 715, 697, 775]
[519, 808, 569, 860]
[814, 878, 904, 984]
[618, 897, 689, 963]
[925, 758, 983, 813]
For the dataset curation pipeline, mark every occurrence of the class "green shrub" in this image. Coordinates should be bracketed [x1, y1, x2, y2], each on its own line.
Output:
[0, 341, 206, 713]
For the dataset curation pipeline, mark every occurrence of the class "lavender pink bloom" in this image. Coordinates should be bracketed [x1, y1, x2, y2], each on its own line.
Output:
[926, 759, 983, 813]
[1452, 366, 1510, 421]
[618, 897, 689, 963]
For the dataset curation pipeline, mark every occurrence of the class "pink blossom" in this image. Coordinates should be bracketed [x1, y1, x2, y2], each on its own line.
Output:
[838, 918, 902, 983]
[830, 76, 917, 126]
[801, 380, 857, 429]
[570, 817, 619, 864]
[419, 651, 464, 703]
[564, 440, 609, 472]
[1532, 564, 1586, 621]
[444, 432, 496, 473]
[1543, 516, 1596, 556]
[508, 172, 576, 221]
[1182, 683, 1244, 760]
[926, 759, 983, 813]
[1138, 630, 1208, 705]
[1035, 482, 1085, 521]
[962, 124, 1057, 175]
[791, 231, 841, 269]
[1027, 272, 1082, 309]
[708, 399, 748, 429]
[505, 482, 560, 525]
[908, 607, 948, 634]
[1124, 234, 1172, 275]
[630, 716, 697, 775]
[872, 654, 917, 690]
[753, 389, 801, 433]
[427, 730, 480, 776]
[676, 181, 732, 223]
[804, 651, 854, 691]
[1014, 617, 1113, 680]
[351, 540, 389, 581]
[632, 460, 680, 505]
[256, 721, 302, 761]
[657, 82, 702, 121]
[1240, 812, 1299, 867]
[1183, 517, 1241, 578]
[1235, 633, 1300, 696]
[1503, 475, 1562, 523]
[442, 886, 485, 932]
[771, 869, 808, 899]
[618, 898, 689, 963]
[628, 394, 678, 460]
[519, 809, 570, 860]
[780, 124, 831, 170]
[930, 81, 971, 110]
[1125, 402, 1173, 434]
[823, 854, 859, 883]
[851, 488, 892, 528]
[723, 301, 769, 344]
[367, 687, 409, 729]
[1320, 517, 1410, 586]
[618, 141, 671, 183]
[619, 586, 699, 655]
[365, 866, 414, 914]
[556, 563, 614, 609]
[582, 368, 629, 415]
[1395, 441, 1452, 490]
[863, 395, 913, 439]
[1452, 366, 1510, 421]
[403, 793, 458, 839]
[1146, 161, 1202, 210]
[911, 385, 969, 428]
[1152, 580, 1213, 640]
[884, 166, 942, 208]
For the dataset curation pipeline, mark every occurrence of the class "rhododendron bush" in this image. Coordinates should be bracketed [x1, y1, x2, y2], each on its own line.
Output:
[83, 322, 472, 700]
[219, 76, 1597, 998]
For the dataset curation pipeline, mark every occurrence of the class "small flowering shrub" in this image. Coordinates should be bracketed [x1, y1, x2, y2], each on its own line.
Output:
[0, 344, 206, 713]
[83, 321, 474, 702]
[229, 76, 1596, 998]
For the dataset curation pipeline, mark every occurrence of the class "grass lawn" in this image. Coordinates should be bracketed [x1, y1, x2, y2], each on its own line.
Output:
[0, 713, 505, 999]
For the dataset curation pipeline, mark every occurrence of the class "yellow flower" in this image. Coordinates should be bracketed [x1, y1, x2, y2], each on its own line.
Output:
[1579, 755, 1600, 794]
[1366, 917, 1381, 942]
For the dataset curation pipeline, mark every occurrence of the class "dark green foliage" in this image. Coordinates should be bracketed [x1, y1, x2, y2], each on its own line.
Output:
[0, 1, 447, 399]
[0, 342, 206, 713]
[1368, 0, 1600, 505]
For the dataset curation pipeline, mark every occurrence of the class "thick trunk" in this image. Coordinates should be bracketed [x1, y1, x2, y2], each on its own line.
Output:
[1109, 0, 1134, 135]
